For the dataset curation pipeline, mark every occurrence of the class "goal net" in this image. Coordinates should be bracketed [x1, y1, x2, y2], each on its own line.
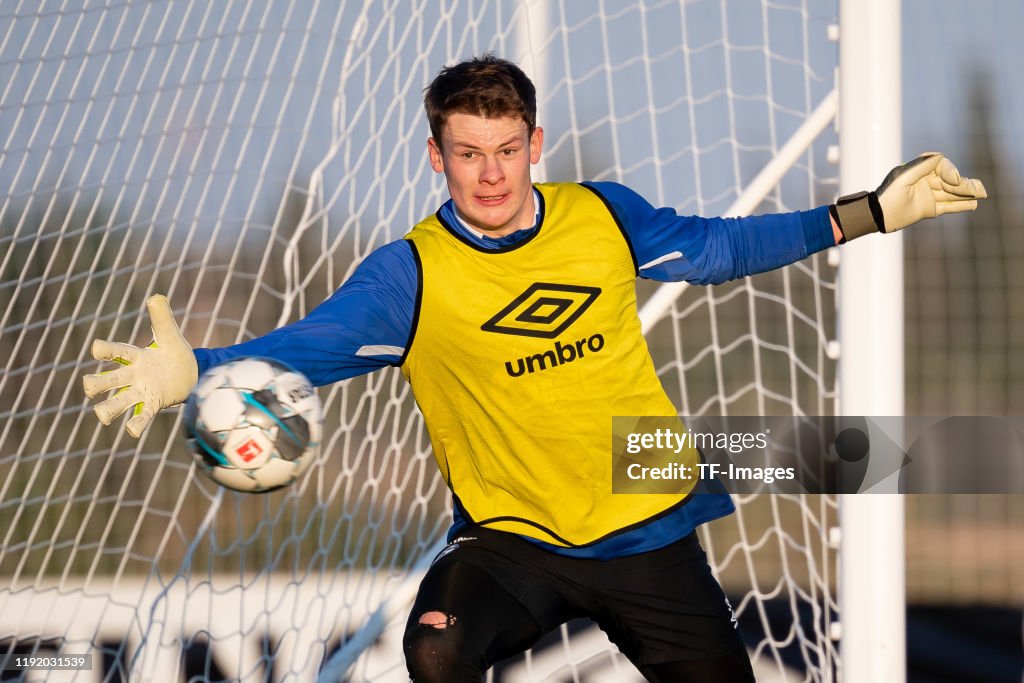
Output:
[0, 1, 840, 681]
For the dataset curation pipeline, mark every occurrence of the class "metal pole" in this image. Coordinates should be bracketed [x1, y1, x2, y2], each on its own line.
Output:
[517, 0, 550, 183]
[837, 0, 906, 680]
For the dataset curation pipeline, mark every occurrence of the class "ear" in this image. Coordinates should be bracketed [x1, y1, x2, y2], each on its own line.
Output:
[529, 126, 544, 165]
[427, 137, 444, 173]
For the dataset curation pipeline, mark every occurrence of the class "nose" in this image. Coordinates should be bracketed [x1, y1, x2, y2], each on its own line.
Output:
[479, 154, 505, 185]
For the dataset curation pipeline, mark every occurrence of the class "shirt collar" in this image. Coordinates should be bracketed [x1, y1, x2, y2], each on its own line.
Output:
[444, 189, 542, 249]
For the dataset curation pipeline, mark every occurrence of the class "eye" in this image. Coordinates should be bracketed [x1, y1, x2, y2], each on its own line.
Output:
[501, 148, 517, 157]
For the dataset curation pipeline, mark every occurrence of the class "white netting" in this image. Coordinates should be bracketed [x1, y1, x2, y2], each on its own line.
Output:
[0, 1, 839, 681]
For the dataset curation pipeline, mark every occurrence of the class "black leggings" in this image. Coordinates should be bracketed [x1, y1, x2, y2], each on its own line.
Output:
[403, 561, 543, 681]
[402, 537, 755, 682]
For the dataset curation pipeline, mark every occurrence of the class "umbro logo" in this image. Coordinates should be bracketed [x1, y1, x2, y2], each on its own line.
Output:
[483, 283, 605, 378]
[481, 283, 601, 339]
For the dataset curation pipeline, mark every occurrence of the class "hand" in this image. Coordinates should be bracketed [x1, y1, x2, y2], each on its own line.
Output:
[831, 153, 987, 241]
[82, 294, 198, 438]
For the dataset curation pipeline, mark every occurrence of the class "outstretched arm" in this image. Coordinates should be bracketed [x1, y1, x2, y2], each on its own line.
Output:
[585, 182, 834, 285]
[588, 153, 986, 285]
[193, 240, 417, 385]
[83, 240, 418, 437]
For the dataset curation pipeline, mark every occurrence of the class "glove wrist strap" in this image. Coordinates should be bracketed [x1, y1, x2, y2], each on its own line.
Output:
[832, 190, 886, 242]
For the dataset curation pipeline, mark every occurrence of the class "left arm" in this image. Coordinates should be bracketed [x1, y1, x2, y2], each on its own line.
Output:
[584, 181, 835, 285]
[586, 153, 985, 285]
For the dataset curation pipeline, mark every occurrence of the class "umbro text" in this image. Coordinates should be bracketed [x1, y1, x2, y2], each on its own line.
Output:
[505, 333, 605, 377]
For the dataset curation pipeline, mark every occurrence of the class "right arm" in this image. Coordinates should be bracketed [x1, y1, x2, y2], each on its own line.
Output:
[83, 239, 418, 436]
[195, 240, 417, 386]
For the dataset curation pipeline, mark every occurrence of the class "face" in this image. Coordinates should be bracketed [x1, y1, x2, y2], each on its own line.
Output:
[428, 113, 544, 237]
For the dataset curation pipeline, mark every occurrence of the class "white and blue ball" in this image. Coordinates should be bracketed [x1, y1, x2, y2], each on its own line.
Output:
[182, 357, 321, 493]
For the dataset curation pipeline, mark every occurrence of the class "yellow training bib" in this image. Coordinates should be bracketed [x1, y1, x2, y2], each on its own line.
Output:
[402, 183, 697, 547]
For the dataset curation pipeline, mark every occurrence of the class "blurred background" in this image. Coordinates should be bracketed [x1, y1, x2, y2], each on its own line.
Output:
[0, 1, 1021, 681]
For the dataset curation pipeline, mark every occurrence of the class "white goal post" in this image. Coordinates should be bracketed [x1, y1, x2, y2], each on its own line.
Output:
[837, 0, 905, 681]
[0, 1, 902, 681]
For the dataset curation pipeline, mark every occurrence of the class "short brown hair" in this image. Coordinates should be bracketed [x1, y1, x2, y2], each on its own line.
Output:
[423, 54, 537, 147]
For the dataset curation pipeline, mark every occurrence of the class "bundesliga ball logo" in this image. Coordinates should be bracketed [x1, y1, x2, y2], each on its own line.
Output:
[182, 357, 322, 493]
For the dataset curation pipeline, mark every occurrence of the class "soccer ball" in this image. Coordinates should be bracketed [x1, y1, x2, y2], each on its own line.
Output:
[182, 357, 322, 493]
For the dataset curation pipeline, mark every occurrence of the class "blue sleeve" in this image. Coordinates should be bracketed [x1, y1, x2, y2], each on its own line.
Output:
[193, 240, 418, 386]
[583, 181, 835, 285]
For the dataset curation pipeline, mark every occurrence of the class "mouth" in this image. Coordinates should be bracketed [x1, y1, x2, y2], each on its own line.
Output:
[475, 193, 508, 205]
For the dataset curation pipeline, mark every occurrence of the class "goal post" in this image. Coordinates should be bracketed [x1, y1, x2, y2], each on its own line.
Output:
[837, 0, 906, 681]
[0, 1, 910, 681]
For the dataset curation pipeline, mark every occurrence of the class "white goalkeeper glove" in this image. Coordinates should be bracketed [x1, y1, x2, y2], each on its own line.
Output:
[82, 294, 198, 438]
[830, 152, 987, 242]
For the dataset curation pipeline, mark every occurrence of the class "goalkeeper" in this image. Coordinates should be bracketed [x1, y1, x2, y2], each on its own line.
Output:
[83, 55, 986, 682]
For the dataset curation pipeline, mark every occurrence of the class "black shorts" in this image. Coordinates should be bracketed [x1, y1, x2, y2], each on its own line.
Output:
[411, 525, 746, 668]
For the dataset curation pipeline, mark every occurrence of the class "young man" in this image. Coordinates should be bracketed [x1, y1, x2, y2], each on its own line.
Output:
[83, 55, 985, 682]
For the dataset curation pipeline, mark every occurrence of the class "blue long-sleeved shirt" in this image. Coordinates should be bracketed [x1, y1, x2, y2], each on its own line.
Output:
[196, 182, 833, 380]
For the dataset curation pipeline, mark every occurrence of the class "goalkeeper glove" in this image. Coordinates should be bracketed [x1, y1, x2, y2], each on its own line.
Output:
[830, 152, 987, 242]
[82, 294, 198, 438]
